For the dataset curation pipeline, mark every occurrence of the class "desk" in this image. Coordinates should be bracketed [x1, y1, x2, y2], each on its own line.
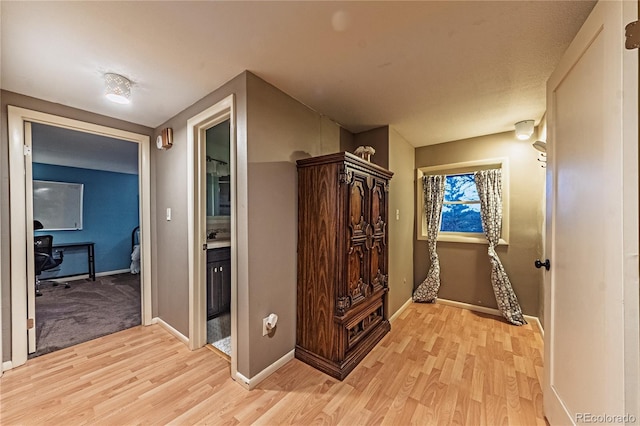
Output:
[53, 242, 95, 281]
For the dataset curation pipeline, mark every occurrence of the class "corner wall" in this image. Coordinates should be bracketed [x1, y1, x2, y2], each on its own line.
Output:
[245, 72, 340, 377]
[387, 128, 415, 315]
[414, 131, 545, 316]
[341, 126, 390, 169]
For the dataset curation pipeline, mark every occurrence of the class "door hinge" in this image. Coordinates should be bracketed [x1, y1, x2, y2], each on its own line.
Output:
[27, 318, 34, 329]
[625, 21, 640, 50]
[23, 145, 32, 156]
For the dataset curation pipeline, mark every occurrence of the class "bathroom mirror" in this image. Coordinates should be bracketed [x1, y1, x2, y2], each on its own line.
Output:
[206, 119, 231, 218]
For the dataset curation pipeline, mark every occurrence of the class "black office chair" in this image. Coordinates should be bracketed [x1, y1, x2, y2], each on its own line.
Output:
[34, 235, 68, 296]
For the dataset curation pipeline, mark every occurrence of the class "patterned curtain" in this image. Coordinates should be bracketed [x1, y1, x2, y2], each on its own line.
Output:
[413, 175, 445, 303]
[474, 169, 526, 326]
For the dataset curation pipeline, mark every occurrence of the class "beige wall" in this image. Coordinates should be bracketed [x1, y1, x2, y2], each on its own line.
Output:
[341, 126, 390, 169]
[339, 127, 355, 152]
[387, 128, 415, 316]
[0, 90, 153, 362]
[414, 131, 545, 316]
[152, 73, 250, 374]
[154, 71, 342, 378]
[245, 72, 340, 376]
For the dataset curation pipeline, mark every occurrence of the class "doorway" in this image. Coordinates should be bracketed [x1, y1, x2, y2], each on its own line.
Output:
[6, 106, 152, 370]
[29, 123, 142, 357]
[205, 119, 232, 358]
[187, 95, 238, 375]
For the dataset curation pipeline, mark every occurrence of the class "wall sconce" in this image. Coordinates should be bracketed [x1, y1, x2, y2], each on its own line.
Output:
[515, 120, 535, 140]
[104, 73, 131, 104]
[532, 140, 547, 168]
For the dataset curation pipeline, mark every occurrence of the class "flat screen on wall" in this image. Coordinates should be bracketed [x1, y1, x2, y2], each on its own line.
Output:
[33, 180, 84, 231]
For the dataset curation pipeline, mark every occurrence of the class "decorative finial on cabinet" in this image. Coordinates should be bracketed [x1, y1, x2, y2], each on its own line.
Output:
[354, 145, 376, 161]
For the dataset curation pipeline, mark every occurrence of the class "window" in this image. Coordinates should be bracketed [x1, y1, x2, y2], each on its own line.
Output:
[441, 173, 483, 234]
[416, 158, 509, 244]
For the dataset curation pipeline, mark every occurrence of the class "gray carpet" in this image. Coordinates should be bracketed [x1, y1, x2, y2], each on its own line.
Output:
[31, 273, 141, 358]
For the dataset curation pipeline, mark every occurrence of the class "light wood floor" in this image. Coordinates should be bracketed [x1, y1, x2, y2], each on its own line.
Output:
[0, 302, 545, 425]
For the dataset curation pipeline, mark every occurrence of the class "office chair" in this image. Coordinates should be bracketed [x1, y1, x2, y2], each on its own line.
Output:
[34, 235, 68, 296]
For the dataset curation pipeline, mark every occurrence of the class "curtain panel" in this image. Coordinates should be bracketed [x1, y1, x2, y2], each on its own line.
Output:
[413, 175, 445, 303]
[474, 169, 526, 326]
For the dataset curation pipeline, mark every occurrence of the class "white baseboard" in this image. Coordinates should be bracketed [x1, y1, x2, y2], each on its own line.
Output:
[234, 349, 295, 390]
[44, 268, 132, 283]
[529, 316, 544, 336]
[2, 360, 13, 372]
[234, 371, 251, 390]
[389, 297, 413, 323]
[97, 269, 131, 277]
[437, 298, 543, 334]
[152, 317, 189, 345]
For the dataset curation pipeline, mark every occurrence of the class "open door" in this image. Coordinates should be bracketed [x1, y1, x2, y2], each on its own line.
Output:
[25, 122, 37, 353]
[544, 0, 639, 423]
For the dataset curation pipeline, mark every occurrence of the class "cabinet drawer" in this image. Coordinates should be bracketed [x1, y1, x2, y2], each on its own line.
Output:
[345, 300, 384, 350]
[207, 247, 230, 262]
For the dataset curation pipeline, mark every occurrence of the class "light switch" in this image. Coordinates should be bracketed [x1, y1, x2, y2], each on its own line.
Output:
[396, 209, 400, 221]
[166, 208, 172, 221]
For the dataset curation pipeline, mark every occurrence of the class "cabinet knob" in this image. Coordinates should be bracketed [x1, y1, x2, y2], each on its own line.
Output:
[214, 267, 218, 272]
[220, 267, 223, 272]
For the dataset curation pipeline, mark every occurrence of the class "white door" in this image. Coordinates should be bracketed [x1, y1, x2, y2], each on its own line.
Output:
[544, 1, 639, 424]
[25, 122, 37, 353]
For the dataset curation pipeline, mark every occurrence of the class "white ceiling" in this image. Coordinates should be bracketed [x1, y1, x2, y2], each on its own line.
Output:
[1, 1, 595, 147]
[31, 123, 139, 175]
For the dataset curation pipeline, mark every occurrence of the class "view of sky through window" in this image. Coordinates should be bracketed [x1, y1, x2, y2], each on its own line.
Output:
[441, 173, 483, 233]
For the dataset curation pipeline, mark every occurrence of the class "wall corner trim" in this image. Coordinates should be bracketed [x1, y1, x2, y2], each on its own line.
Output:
[389, 297, 413, 323]
[151, 317, 189, 345]
[437, 298, 543, 335]
[235, 349, 295, 390]
[2, 361, 14, 372]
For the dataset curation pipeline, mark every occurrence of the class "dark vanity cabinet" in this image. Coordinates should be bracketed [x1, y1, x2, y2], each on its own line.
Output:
[296, 152, 393, 380]
[207, 247, 231, 320]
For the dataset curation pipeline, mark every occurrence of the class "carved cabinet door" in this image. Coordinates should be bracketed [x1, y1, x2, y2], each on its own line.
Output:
[343, 169, 370, 313]
[368, 178, 388, 293]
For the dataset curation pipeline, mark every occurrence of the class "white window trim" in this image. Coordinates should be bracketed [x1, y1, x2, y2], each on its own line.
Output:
[416, 158, 510, 245]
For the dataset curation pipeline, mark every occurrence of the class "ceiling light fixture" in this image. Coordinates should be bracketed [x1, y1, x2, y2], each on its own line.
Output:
[532, 140, 546, 152]
[104, 73, 131, 104]
[515, 120, 535, 140]
[532, 140, 547, 168]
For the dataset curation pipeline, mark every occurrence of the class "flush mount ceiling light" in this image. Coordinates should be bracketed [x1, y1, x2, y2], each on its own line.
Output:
[515, 120, 535, 140]
[104, 73, 131, 104]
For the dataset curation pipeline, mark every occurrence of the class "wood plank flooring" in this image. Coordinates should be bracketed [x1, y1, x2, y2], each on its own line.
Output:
[0, 302, 545, 425]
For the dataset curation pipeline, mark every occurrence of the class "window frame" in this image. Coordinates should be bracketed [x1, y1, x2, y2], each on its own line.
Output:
[416, 158, 510, 245]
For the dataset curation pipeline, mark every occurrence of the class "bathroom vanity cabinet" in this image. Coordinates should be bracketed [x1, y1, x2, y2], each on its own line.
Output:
[207, 247, 231, 320]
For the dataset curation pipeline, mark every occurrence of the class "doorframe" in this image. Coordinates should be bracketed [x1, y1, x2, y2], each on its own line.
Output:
[186, 94, 237, 377]
[7, 106, 152, 368]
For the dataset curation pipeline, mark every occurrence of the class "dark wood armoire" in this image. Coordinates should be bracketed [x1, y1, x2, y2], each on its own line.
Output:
[296, 152, 393, 380]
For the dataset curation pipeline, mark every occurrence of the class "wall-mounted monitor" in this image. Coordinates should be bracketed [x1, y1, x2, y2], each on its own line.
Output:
[33, 180, 84, 231]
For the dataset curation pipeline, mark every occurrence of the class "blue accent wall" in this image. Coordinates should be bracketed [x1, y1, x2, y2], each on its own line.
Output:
[33, 163, 139, 278]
